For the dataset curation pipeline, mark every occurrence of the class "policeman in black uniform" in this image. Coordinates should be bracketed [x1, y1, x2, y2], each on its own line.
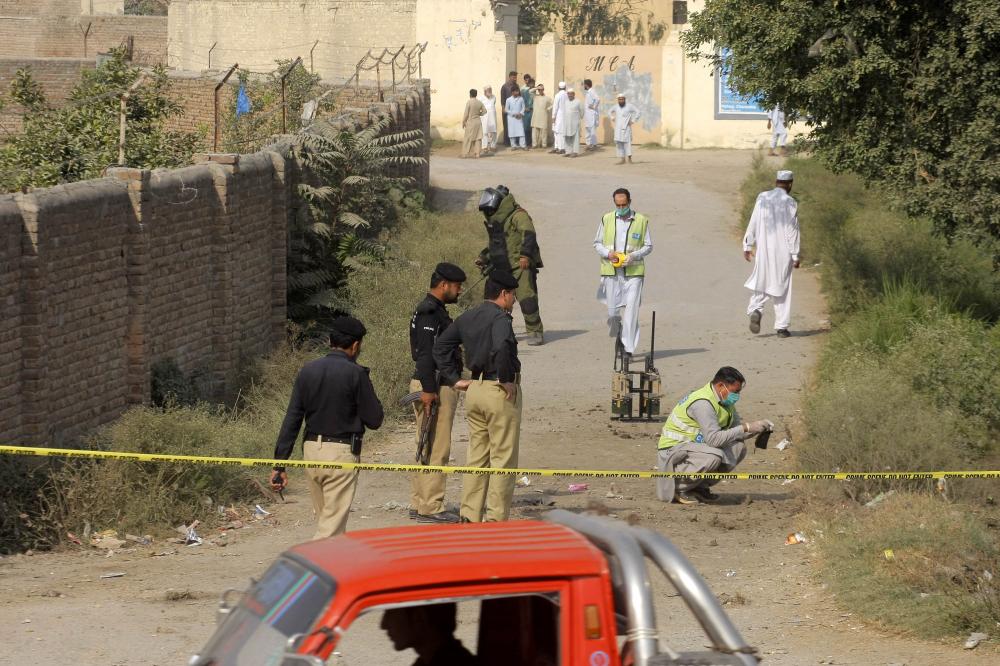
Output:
[408, 262, 467, 523]
[270, 316, 384, 538]
[433, 270, 523, 522]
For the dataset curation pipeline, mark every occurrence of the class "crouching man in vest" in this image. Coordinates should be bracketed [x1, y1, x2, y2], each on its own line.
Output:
[656, 366, 773, 504]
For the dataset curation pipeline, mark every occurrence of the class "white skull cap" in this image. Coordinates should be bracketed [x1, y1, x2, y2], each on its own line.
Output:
[777, 170, 794, 181]
[558, 81, 566, 88]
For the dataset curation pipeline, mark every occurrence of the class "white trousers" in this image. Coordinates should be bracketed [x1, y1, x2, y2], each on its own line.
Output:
[482, 131, 497, 150]
[770, 131, 787, 148]
[615, 141, 632, 157]
[553, 132, 565, 150]
[564, 132, 580, 154]
[511, 135, 525, 148]
[585, 124, 598, 146]
[598, 274, 643, 353]
[747, 281, 792, 331]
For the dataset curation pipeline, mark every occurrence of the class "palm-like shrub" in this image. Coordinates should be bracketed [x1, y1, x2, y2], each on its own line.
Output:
[289, 116, 426, 327]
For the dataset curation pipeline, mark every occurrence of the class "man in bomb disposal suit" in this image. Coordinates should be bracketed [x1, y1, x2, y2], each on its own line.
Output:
[407, 262, 467, 524]
[476, 185, 545, 346]
[433, 270, 523, 522]
[270, 316, 384, 538]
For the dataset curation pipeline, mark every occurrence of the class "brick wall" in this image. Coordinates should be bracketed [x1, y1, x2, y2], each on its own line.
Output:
[0, 13, 167, 64]
[0, 57, 96, 135]
[0, 79, 430, 448]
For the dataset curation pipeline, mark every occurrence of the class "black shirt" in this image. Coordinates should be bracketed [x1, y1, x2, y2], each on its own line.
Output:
[410, 294, 461, 393]
[273, 350, 384, 462]
[433, 301, 520, 385]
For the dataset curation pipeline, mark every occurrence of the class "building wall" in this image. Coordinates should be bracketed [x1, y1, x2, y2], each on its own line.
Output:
[0, 3, 167, 64]
[0, 79, 431, 448]
[0, 57, 96, 135]
[167, 0, 417, 77]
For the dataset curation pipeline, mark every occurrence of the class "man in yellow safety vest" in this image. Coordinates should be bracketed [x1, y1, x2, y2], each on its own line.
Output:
[593, 187, 652, 355]
[656, 366, 773, 504]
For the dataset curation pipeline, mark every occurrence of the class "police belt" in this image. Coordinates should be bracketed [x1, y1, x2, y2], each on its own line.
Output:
[472, 372, 521, 383]
[304, 432, 361, 446]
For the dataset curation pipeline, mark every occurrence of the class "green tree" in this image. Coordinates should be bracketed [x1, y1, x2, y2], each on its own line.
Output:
[222, 59, 327, 154]
[518, 0, 667, 45]
[0, 48, 198, 192]
[682, 0, 1000, 250]
[288, 116, 426, 326]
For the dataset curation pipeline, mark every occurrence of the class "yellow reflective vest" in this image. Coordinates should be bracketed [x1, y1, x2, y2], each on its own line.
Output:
[600, 212, 648, 277]
[658, 383, 735, 450]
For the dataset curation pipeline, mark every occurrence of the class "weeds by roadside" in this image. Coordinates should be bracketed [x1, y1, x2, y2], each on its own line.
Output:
[0, 202, 482, 554]
[740, 155, 1000, 639]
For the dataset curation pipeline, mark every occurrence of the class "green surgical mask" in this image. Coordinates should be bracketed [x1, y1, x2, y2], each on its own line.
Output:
[616, 206, 631, 217]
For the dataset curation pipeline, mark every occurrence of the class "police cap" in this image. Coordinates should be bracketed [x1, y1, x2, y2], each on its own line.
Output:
[489, 270, 519, 290]
[434, 262, 467, 283]
[329, 315, 367, 342]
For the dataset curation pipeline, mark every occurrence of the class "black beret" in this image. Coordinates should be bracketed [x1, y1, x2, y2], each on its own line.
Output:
[489, 270, 519, 290]
[329, 316, 367, 340]
[434, 262, 467, 282]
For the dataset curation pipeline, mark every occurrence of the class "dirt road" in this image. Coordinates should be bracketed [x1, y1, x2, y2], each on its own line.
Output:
[0, 146, 989, 665]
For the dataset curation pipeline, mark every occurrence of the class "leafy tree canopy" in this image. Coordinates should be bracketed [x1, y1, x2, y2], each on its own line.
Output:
[0, 47, 198, 192]
[518, 0, 667, 45]
[683, 0, 1000, 250]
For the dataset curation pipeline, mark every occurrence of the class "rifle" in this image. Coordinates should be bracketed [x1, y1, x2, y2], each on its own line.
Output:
[399, 391, 439, 465]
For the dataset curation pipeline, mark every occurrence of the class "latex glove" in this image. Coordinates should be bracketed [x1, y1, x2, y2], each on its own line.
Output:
[621, 253, 634, 266]
[746, 419, 774, 435]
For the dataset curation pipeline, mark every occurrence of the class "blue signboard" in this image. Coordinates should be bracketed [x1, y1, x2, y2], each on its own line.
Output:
[715, 48, 767, 119]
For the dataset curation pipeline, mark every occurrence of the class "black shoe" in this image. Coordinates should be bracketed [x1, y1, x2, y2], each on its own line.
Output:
[408, 509, 417, 520]
[691, 486, 720, 502]
[776, 328, 791, 338]
[416, 510, 461, 524]
[749, 310, 762, 334]
[673, 490, 700, 505]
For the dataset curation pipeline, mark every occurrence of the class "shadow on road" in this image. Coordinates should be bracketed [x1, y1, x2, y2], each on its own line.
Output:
[652, 347, 708, 360]
[538, 329, 588, 344]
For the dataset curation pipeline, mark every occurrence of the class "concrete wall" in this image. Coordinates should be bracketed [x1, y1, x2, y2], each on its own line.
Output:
[417, 0, 514, 140]
[168, 0, 417, 77]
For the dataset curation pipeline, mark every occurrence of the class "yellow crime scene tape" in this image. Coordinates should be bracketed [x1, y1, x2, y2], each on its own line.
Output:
[2, 445, 999, 481]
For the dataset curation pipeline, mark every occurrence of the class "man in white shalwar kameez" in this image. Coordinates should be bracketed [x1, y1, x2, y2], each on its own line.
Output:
[743, 170, 800, 338]
[608, 93, 641, 164]
[583, 79, 600, 151]
[561, 88, 585, 156]
[479, 86, 498, 154]
[767, 105, 787, 156]
[550, 81, 568, 154]
[593, 188, 652, 355]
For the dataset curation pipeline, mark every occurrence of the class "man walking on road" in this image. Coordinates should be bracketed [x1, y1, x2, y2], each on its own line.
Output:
[408, 263, 467, 524]
[270, 316, 384, 538]
[744, 170, 801, 338]
[461, 89, 485, 158]
[476, 186, 545, 345]
[433, 271, 523, 523]
[767, 105, 787, 156]
[593, 187, 652, 355]
[609, 93, 641, 164]
[655, 366, 773, 504]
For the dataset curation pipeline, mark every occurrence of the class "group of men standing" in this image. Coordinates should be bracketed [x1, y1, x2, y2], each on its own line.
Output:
[269, 165, 803, 534]
[460, 70, 642, 162]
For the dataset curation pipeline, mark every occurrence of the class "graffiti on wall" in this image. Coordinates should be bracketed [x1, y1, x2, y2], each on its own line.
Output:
[442, 18, 483, 50]
[594, 65, 661, 132]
